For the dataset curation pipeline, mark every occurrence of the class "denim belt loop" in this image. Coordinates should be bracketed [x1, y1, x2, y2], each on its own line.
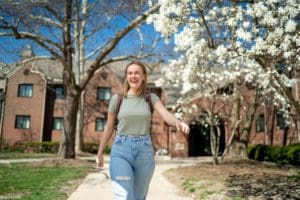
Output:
[122, 135, 126, 143]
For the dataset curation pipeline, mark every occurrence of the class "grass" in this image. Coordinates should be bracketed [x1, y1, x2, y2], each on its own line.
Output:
[0, 162, 91, 200]
[200, 190, 216, 199]
[0, 152, 56, 159]
[232, 197, 244, 200]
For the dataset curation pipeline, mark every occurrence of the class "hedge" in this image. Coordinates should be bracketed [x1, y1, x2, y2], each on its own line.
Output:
[82, 142, 111, 154]
[247, 143, 300, 166]
[1, 141, 111, 155]
[0, 141, 59, 153]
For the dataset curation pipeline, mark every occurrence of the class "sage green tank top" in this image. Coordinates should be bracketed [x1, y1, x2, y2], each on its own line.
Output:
[108, 93, 159, 135]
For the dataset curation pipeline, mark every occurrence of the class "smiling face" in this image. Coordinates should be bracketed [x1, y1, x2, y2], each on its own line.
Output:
[126, 63, 145, 93]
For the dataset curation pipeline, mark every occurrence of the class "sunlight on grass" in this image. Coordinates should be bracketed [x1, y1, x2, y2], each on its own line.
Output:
[0, 152, 56, 159]
[0, 163, 91, 200]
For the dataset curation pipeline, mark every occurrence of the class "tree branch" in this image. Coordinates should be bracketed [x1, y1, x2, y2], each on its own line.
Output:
[28, 14, 63, 28]
[79, 3, 160, 90]
[0, 31, 63, 62]
[44, 4, 64, 22]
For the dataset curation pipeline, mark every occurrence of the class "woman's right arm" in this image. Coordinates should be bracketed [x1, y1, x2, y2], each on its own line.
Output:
[97, 112, 116, 167]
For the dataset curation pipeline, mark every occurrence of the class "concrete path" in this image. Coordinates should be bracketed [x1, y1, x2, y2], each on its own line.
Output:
[0, 157, 52, 164]
[68, 156, 211, 200]
[0, 155, 210, 200]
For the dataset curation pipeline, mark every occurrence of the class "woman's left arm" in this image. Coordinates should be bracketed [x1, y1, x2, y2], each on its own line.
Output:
[153, 100, 190, 134]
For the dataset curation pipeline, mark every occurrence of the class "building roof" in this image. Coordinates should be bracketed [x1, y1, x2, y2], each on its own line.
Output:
[0, 62, 15, 78]
[6, 57, 180, 107]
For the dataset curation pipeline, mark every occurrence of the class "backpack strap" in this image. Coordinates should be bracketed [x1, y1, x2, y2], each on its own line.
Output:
[115, 93, 123, 115]
[145, 92, 154, 144]
[114, 93, 123, 130]
[145, 92, 153, 113]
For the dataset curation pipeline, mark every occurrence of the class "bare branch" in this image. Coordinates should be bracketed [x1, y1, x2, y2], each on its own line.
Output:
[135, 27, 144, 55]
[79, 3, 160, 90]
[28, 14, 63, 28]
[44, 4, 64, 22]
[84, 43, 105, 60]
[98, 53, 158, 67]
[0, 31, 63, 61]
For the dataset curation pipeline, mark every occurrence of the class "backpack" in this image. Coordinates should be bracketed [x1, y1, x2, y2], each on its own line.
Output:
[114, 92, 154, 131]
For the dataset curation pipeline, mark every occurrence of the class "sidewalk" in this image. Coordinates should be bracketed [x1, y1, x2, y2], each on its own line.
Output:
[68, 156, 211, 200]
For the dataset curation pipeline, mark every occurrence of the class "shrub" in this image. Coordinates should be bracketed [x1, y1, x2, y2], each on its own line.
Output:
[247, 145, 256, 159]
[103, 145, 111, 154]
[82, 142, 98, 154]
[40, 142, 59, 153]
[1, 141, 59, 153]
[82, 142, 111, 154]
[24, 141, 59, 153]
[4, 141, 26, 153]
[267, 146, 282, 163]
[253, 144, 268, 161]
[286, 144, 300, 166]
[247, 143, 300, 166]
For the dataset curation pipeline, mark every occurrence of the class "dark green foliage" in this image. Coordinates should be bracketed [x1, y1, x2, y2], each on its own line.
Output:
[82, 142, 111, 154]
[1, 141, 59, 153]
[247, 143, 300, 166]
[25, 141, 59, 153]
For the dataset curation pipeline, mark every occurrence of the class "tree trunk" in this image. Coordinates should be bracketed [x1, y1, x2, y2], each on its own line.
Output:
[229, 89, 259, 159]
[74, 0, 87, 154]
[59, 0, 80, 159]
[210, 125, 218, 165]
[227, 82, 241, 158]
[297, 118, 300, 142]
[264, 99, 270, 145]
[59, 87, 80, 159]
[75, 93, 84, 153]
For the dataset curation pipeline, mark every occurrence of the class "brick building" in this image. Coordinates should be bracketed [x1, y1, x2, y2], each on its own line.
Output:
[0, 55, 299, 157]
[185, 84, 300, 157]
[0, 57, 188, 156]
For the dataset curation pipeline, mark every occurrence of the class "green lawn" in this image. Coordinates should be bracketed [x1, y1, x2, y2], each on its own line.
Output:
[0, 162, 92, 200]
[0, 152, 56, 159]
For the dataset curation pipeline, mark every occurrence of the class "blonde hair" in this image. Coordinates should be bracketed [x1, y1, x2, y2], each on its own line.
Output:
[123, 61, 147, 97]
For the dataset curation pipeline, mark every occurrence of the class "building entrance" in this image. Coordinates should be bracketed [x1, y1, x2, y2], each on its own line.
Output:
[188, 122, 225, 157]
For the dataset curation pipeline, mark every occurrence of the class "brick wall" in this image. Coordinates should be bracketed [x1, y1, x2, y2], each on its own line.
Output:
[2, 63, 46, 145]
[83, 68, 123, 144]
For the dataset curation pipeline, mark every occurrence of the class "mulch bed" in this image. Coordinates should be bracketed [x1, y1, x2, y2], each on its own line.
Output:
[164, 159, 300, 200]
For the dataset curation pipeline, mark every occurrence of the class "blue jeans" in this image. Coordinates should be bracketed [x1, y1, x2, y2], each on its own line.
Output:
[109, 135, 155, 200]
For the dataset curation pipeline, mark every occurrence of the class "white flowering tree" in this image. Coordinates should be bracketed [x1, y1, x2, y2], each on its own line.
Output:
[148, 0, 299, 158]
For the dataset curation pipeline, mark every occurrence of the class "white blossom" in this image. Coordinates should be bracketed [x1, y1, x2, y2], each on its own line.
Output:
[147, 0, 299, 122]
[285, 20, 297, 33]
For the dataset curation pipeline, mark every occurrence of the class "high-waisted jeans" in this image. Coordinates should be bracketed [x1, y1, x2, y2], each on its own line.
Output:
[109, 135, 155, 200]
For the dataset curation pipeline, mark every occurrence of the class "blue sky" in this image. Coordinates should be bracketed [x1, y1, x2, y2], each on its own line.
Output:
[0, 7, 175, 65]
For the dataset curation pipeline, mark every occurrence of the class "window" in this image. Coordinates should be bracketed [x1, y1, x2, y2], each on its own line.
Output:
[15, 115, 30, 129]
[53, 117, 64, 130]
[18, 84, 33, 97]
[55, 85, 65, 99]
[256, 114, 265, 132]
[96, 118, 106, 131]
[277, 111, 288, 129]
[216, 83, 233, 95]
[0, 89, 4, 101]
[97, 87, 111, 100]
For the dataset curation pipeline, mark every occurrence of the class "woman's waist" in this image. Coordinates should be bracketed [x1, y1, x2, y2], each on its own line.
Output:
[115, 134, 151, 141]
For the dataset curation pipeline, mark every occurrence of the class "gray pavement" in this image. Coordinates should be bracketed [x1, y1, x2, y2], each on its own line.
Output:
[68, 156, 211, 200]
[0, 157, 53, 164]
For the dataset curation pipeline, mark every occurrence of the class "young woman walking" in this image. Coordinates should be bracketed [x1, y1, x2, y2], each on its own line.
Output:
[97, 61, 190, 200]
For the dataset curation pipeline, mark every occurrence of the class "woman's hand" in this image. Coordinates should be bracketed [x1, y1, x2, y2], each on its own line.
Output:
[176, 121, 190, 134]
[96, 152, 104, 168]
